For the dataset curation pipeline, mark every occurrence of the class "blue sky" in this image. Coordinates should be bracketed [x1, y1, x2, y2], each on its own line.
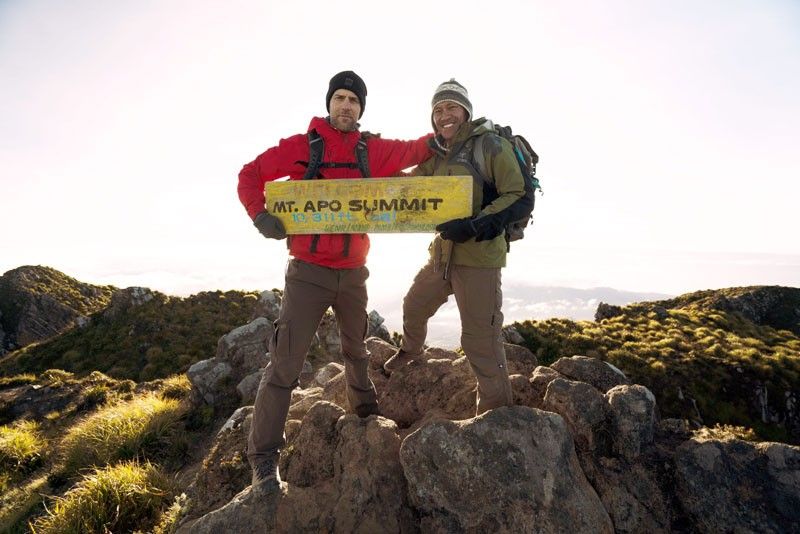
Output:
[1, 0, 799, 338]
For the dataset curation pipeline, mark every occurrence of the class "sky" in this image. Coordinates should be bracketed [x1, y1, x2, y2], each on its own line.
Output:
[1, 0, 799, 342]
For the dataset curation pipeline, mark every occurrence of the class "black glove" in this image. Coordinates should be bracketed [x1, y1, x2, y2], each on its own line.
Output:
[435, 217, 477, 243]
[473, 215, 505, 242]
[254, 211, 287, 240]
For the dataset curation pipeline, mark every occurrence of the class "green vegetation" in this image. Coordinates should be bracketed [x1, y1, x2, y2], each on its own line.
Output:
[514, 295, 800, 443]
[0, 374, 37, 388]
[30, 461, 175, 534]
[59, 394, 187, 476]
[0, 266, 115, 333]
[0, 420, 46, 476]
[1, 290, 259, 381]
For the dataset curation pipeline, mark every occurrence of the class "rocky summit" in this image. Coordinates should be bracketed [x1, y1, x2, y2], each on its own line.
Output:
[0, 267, 798, 532]
[180, 330, 799, 533]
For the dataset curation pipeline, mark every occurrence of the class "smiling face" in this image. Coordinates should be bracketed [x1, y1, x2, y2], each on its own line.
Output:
[329, 89, 361, 132]
[432, 101, 468, 146]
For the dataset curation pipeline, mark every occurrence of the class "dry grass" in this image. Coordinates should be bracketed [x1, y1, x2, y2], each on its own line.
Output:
[30, 461, 174, 534]
[59, 394, 186, 475]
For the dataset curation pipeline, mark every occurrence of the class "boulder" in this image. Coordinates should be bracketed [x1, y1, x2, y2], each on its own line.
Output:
[185, 407, 253, 520]
[542, 378, 610, 453]
[606, 384, 657, 460]
[187, 359, 232, 405]
[283, 401, 344, 487]
[504, 342, 539, 376]
[250, 289, 281, 321]
[595, 302, 624, 321]
[399, 406, 613, 533]
[551, 355, 630, 393]
[215, 318, 272, 374]
[530, 365, 563, 407]
[103, 287, 154, 319]
[501, 324, 525, 344]
[581, 456, 672, 533]
[379, 357, 475, 426]
[367, 310, 391, 342]
[674, 438, 800, 533]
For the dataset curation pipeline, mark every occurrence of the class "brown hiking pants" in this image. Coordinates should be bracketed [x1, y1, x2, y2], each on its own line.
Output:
[247, 259, 377, 462]
[401, 260, 513, 415]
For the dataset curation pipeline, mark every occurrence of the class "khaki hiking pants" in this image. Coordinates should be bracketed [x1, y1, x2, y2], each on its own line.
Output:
[401, 260, 513, 415]
[248, 259, 377, 462]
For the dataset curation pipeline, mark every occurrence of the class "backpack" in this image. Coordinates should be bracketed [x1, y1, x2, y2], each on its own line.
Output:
[295, 129, 371, 257]
[462, 121, 540, 243]
[300, 129, 371, 180]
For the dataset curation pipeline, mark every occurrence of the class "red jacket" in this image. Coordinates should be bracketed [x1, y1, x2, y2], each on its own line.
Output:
[238, 117, 432, 269]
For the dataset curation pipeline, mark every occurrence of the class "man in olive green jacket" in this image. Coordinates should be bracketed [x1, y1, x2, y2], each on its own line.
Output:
[383, 79, 526, 414]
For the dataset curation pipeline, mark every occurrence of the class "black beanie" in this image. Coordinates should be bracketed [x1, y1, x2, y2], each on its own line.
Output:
[326, 70, 367, 118]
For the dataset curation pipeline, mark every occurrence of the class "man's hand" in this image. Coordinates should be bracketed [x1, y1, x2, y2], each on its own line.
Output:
[473, 216, 505, 242]
[435, 217, 477, 243]
[254, 211, 287, 240]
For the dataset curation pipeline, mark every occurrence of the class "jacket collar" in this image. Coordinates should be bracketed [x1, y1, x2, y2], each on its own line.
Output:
[307, 116, 361, 139]
[431, 117, 491, 155]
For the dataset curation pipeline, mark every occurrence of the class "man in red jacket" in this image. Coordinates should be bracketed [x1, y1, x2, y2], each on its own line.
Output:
[238, 71, 431, 492]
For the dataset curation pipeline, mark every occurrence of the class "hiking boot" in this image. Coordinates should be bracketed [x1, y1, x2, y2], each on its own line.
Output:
[251, 453, 281, 493]
[382, 349, 423, 376]
[355, 401, 381, 418]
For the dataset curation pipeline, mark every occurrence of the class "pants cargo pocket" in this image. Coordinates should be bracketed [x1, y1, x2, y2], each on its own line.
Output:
[268, 320, 301, 389]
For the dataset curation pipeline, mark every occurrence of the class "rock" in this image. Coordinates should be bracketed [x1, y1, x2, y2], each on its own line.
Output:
[706, 286, 800, 336]
[367, 310, 391, 342]
[379, 357, 475, 426]
[424, 346, 460, 360]
[187, 359, 233, 405]
[104, 287, 154, 319]
[510, 373, 537, 407]
[190, 317, 277, 406]
[283, 401, 344, 487]
[329, 415, 409, 531]
[185, 407, 253, 520]
[504, 342, 538, 376]
[313, 362, 344, 387]
[178, 484, 283, 534]
[399, 406, 613, 533]
[581, 456, 672, 533]
[595, 302, 623, 321]
[235, 370, 262, 405]
[311, 312, 342, 360]
[250, 289, 281, 321]
[287, 388, 324, 421]
[551, 355, 631, 393]
[502, 324, 525, 344]
[542, 378, 610, 453]
[606, 384, 657, 460]
[530, 366, 563, 407]
[674, 438, 800, 533]
[215, 318, 272, 373]
[365, 337, 398, 370]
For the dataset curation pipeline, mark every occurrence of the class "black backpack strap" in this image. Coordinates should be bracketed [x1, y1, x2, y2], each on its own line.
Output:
[355, 135, 371, 177]
[301, 130, 325, 180]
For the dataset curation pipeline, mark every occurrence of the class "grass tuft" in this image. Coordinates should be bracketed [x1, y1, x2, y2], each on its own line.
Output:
[158, 375, 192, 400]
[30, 461, 174, 534]
[0, 420, 46, 474]
[0, 374, 38, 388]
[59, 394, 186, 475]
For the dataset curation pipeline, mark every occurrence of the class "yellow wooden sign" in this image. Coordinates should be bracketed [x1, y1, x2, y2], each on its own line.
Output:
[264, 176, 473, 234]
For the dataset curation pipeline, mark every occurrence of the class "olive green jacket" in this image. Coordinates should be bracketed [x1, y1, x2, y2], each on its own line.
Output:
[414, 118, 526, 268]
